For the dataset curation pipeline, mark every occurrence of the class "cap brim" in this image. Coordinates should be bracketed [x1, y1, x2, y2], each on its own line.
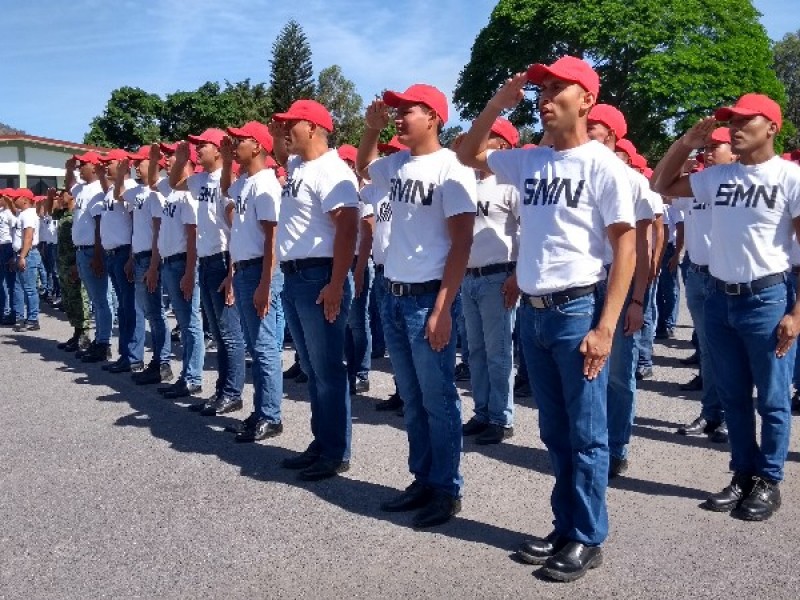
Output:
[714, 106, 760, 121]
[271, 111, 296, 122]
[159, 143, 177, 153]
[525, 63, 552, 85]
[187, 135, 211, 146]
[226, 127, 248, 138]
[382, 90, 414, 108]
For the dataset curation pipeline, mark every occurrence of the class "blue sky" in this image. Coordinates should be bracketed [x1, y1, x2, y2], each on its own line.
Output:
[0, 0, 796, 144]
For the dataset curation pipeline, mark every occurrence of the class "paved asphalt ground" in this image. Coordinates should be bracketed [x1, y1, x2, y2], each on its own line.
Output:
[2, 298, 800, 600]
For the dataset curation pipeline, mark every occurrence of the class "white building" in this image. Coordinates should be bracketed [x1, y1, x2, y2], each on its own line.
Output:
[0, 134, 108, 194]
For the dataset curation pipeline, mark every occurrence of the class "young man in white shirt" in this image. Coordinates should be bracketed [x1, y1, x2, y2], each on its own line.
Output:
[37, 197, 59, 304]
[458, 117, 520, 445]
[457, 56, 636, 581]
[118, 149, 173, 385]
[271, 99, 360, 481]
[219, 121, 285, 442]
[653, 94, 800, 522]
[170, 130, 245, 406]
[94, 149, 143, 373]
[65, 152, 113, 362]
[358, 84, 477, 528]
[10, 188, 41, 330]
[0, 189, 18, 326]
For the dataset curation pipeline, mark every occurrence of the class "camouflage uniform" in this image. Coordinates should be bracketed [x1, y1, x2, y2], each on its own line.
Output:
[54, 208, 90, 330]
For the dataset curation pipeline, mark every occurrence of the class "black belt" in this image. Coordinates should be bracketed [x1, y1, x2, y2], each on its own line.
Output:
[134, 250, 152, 260]
[712, 272, 785, 296]
[792, 266, 800, 276]
[76, 244, 95, 251]
[522, 284, 597, 309]
[374, 264, 385, 275]
[162, 252, 187, 264]
[105, 244, 131, 257]
[687, 261, 709, 274]
[199, 251, 229, 266]
[466, 262, 516, 278]
[386, 279, 441, 297]
[280, 257, 333, 274]
[234, 257, 263, 270]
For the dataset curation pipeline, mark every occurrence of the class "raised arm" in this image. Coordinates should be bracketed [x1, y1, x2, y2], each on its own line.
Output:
[651, 117, 716, 197]
[64, 158, 77, 191]
[169, 142, 191, 191]
[356, 100, 390, 180]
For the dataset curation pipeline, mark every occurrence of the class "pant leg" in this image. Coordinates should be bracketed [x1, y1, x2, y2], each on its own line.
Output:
[345, 262, 372, 382]
[76, 248, 112, 343]
[134, 254, 170, 364]
[607, 296, 639, 460]
[636, 282, 656, 369]
[454, 291, 469, 366]
[107, 251, 142, 363]
[369, 268, 386, 356]
[161, 258, 204, 385]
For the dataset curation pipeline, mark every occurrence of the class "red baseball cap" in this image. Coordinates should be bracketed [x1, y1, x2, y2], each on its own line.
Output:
[588, 104, 628, 139]
[792, 149, 800, 161]
[188, 128, 226, 148]
[709, 127, 732, 144]
[615, 138, 638, 159]
[159, 142, 177, 154]
[265, 156, 278, 169]
[526, 56, 600, 98]
[631, 153, 647, 170]
[3, 188, 18, 197]
[383, 84, 449, 124]
[16, 188, 34, 199]
[337, 144, 358, 164]
[695, 152, 705, 164]
[273, 99, 334, 132]
[715, 94, 782, 131]
[128, 147, 150, 162]
[377, 135, 408, 154]
[490, 117, 520, 147]
[73, 151, 103, 165]
[226, 121, 274, 153]
[99, 149, 129, 163]
[276, 166, 287, 179]
[643, 168, 654, 179]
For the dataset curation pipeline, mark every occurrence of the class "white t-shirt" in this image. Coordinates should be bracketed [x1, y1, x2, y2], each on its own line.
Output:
[228, 168, 282, 263]
[690, 156, 800, 283]
[94, 179, 137, 250]
[156, 187, 198, 259]
[648, 190, 664, 216]
[368, 148, 478, 283]
[488, 141, 635, 295]
[791, 233, 800, 267]
[469, 175, 519, 268]
[187, 169, 232, 258]
[672, 196, 711, 266]
[70, 181, 105, 246]
[39, 213, 58, 244]
[277, 150, 360, 261]
[361, 183, 392, 266]
[662, 204, 685, 245]
[124, 183, 165, 254]
[0, 208, 16, 244]
[354, 199, 375, 258]
[12, 207, 39, 252]
[603, 166, 653, 264]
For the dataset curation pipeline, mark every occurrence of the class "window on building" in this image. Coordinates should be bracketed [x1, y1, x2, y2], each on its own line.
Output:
[27, 177, 57, 195]
[0, 176, 19, 188]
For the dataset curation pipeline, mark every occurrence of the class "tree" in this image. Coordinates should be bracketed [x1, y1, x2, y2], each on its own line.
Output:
[0, 122, 24, 135]
[774, 30, 800, 150]
[315, 65, 364, 146]
[439, 125, 463, 148]
[453, 0, 787, 158]
[270, 19, 315, 113]
[84, 86, 163, 149]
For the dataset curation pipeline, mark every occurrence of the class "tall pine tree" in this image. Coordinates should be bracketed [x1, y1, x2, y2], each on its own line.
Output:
[269, 20, 315, 113]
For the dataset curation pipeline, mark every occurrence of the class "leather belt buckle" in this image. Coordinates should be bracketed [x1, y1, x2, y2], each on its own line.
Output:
[724, 282, 743, 295]
[530, 294, 552, 309]
[390, 282, 406, 297]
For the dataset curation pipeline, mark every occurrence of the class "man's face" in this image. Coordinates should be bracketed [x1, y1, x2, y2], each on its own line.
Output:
[728, 114, 776, 155]
[134, 159, 149, 180]
[78, 162, 95, 180]
[394, 102, 437, 144]
[196, 142, 220, 169]
[234, 136, 259, 164]
[702, 142, 735, 166]
[538, 76, 592, 132]
[615, 151, 632, 165]
[486, 133, 509, 151]
[13, 197, 26, 210]
[106, 159, 120, 179]
[285, 120, 313, 155]
[587, 121, 611, 145]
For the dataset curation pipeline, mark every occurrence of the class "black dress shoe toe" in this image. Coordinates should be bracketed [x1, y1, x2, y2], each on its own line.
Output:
[709, 422, 729, 444]
[677, 416, 708, 436]
[164, 382, 202, 399]
[202, 396, 242, 416]
[297, 458, 349, 481]
[539, 542, 603, 582]
[702, 473, 754, 512]
[380, 481, 433, 512]
[791, 391, 800, 415]
[462, 417, 489, 436]
[282, 449, 321, 470]
[225, 412, 259, 434]
[158, 379, 184, 395]
[376, 393, 403, 412]
[109, 360, 144, 374]
[731, 477, 781, 521]
[608, 457, 628, 480]
[475, 424, 513, 445]
[680, 352, 700, 365]
[235, 420, 283, 443]
[516, 531, 568, 565]
[412, 492, 461, 528]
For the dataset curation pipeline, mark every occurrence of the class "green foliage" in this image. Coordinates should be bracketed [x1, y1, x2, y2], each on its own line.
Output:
[270, 19, 315, 113]
[774, 30, 800, 150]
[315, 65, 364, 147]
[440, 125, 463, 148]
[454, 0, 786, 159]
[84, 86, 163, 149]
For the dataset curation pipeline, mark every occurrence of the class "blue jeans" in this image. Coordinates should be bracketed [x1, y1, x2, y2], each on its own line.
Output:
[656, 243, 680, 332]
[0, 243, 15, 319]
[705, 280, 794, 481]
[369, 268, 386, 356]
[382, 290, 463, 497]
[636, 283, 657, 369]
[106, 248, 144, 364]
[282, 263, 353, 462]
[461, 271, 515, 427]
[234, 264, 285, 424]
[454, 292, 469, 366]
[607, 294, 640, 461]
[134, 253, 171, 364]
[519, 292, 609, 546]
[685, 268, 723, 422]
[13, 248, 41, 323]
[76, 247, 113, 344]
[161, 256, 204, 386]
[345, 261, 373, 383]
[40, 242, 59, 296]
[199, 253, 245, 398]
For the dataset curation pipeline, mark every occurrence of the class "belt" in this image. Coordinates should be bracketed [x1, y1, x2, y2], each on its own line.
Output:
[386, 279, 441, 297]
[792, 266, 800, 276]
[522, 284, 597, 309]
[712, 272, 786, 296]
[199, 251, 229, 266]
[234, 257, 263, 270]
[280, 257, 333, 274]
[162, 252, 187, 264]
[466, 262, 516, 278]
[105, 244, 131, 256]
[687, 261, 710, 274]
[76, 244, 95, 251]
[374, 264, 385, 275]
[134, 250, 152, 260]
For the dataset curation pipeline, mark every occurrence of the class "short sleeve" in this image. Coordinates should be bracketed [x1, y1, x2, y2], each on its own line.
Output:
[186, 173, 203, 200]
[786, 164, 800, 219]
[595, 158, 635, 228]
[441, 161, 478, 218]
[156, 178, 172, 198]
[689, 169, 715, 206]
[366, 152, 402, 194]
[361, 201, 375, 218]
[180, 195, 198, 226]
[316, 159, 359, 214]
[252, 178, 280, 223]
[487, 148, 524, 187]
[70, 183, 81, 197]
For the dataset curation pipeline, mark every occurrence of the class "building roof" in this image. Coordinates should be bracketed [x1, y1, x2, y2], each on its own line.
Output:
[0, 134, 109, 152]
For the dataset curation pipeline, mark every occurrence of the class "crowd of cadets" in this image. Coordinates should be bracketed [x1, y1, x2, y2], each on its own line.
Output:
[2, 55, 800, 583]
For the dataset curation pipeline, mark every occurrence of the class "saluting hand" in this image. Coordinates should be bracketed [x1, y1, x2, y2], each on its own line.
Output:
[489, 72, 528, 111]
[220, 136, 235, 164]
[365, 100, 390, 131]
[149, 143, 161, 164]
[776, 313, 800, 358]
[579, 327, 613, 380]
[681, 116, 717, 149]
[175, 141, 190, 165]
[316, 282, 344, 323]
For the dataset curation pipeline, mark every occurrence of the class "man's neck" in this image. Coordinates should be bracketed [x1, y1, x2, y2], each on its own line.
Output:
[549, 126, 590, 152]
[738, 145, 775, 166]
[408, 135, 442, 157]
[298, 139, 329, 162]
[246, 157, 265, 177]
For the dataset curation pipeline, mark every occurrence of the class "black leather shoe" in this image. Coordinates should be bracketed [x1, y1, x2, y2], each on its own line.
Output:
[108, 360, 144, 374]
[791, 390, 800, 415]
[81, 343, 111, 363]
[190, 394, 218, 413]
[609, 457, 628, 479]
[539, 542, 603, 582]
[516, 531, 568, 565]
[353, 378, 370, 394]
[158, 379, 185, 395]
[282, 448, 321, 470]
[75, 340, 95, 359]
[63, 332, 90, 352]
[380, 480, 434, 512]
[163, 381, 202, 399]
[235, 420, 283, 443]
[709, 422, 729, 444]
[731, 477, 781, 521]
[454, 362, 471, 382]
[679, 374, 703, 391]
[677, 416, 709, 436]
[475, 424, 514, 445]
[133, 362, 173, 385]
[200, 396, 242, 416]
[412, 491, 461, 528]
[376, 392, 403, 412]
[297, 458, 349, 481]
[680, 352, 700, 365]
[283, 362, 303, 380]
[102, 358, 125, 371]
[702, 473, 754, 512]
[635, 367, 653, 381]
[462, 417, 489, 436]
[224, 412, 259, 433]
[58, 333, 78, 350]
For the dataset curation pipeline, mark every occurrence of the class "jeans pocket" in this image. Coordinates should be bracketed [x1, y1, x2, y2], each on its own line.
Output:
[751, 282, 788, 306]
[297, 265, 331, 284]
[553, 294, 595, 317]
